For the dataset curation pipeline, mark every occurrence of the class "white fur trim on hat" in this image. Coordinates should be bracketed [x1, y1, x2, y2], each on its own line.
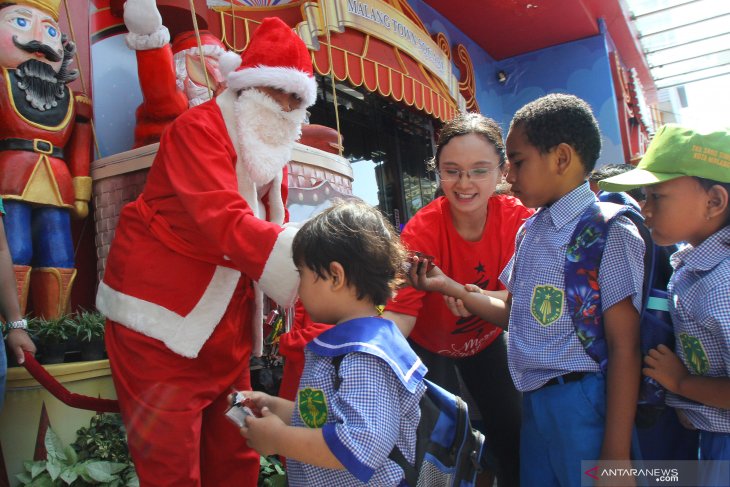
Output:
[227, 66, 317, 107]
[218, 50, 243, 79]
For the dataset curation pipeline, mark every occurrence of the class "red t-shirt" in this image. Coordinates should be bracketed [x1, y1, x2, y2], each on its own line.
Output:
[386, 195, 533, 357]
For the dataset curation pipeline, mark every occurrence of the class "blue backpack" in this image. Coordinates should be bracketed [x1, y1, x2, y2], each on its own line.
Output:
[333, 356, 486, 486]
[563, 201, 675, 425]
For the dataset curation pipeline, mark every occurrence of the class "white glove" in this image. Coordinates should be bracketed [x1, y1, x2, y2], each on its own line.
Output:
[123, 0, 162, 36]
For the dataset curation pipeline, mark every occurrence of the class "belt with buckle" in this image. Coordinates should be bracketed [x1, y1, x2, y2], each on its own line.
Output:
[0, 138, 64, 158]
[543, 371, 588, 388]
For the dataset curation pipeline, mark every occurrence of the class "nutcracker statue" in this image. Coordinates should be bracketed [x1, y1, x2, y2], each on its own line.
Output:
[0, 0, 92, 318]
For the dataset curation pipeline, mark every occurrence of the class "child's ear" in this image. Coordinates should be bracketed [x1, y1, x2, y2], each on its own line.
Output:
[328, 262, 347, 290]
[553, 143, 573, 174]
[707, 184, 729, 220]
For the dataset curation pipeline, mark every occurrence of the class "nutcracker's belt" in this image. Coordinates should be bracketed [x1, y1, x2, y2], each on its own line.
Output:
[0, 138, 64, 158]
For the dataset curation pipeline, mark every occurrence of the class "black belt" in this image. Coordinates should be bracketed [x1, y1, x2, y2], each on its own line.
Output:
[543, 371, 588, 388]
[0, 138, 64, 158]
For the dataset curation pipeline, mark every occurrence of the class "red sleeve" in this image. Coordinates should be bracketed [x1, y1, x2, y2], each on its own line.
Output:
[67, 93, 92, 178]
[278, 301, 333, 400]
[135, 46, 188, 119]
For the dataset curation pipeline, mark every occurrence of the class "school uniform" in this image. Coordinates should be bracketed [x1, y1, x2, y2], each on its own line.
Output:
[666, 226, 730, 482]
[286, 317, 427, 486]
[500, 182, 644, 487]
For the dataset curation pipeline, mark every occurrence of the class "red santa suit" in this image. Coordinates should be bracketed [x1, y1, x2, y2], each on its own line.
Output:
[96, 18, 317, 487]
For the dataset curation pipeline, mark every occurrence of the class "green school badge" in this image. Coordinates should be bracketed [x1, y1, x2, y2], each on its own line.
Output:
[298, 388, 328, 428]
[679, 333, 710, 375]
[531, 285, 564, 326]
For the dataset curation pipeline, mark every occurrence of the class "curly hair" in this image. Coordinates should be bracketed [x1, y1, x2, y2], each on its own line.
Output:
[292, 200, 407, 306]
[427, 112, 506, 172]
[509, 93, 601, 174]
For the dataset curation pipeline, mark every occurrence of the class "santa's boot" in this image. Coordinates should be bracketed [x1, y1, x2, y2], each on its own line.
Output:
[30, 267, 77, 319]
[14, 264, 32, 316]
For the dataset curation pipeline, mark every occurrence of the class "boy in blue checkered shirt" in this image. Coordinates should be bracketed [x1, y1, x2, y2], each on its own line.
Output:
[601, 124, 730, 484]
[236, 201, 427, 486]
[410, 94, 645, 486]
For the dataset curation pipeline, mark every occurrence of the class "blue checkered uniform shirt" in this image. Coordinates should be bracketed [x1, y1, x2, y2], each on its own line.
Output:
[665, 226, 730, 433]
[500, 183, 645, 392]
[286, 323, 425, 486]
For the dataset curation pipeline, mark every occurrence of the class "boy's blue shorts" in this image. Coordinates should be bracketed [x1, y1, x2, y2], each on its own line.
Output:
[521, 372, 606, 487]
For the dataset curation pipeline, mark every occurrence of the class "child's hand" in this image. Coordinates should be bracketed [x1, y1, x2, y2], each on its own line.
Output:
[443, 295, 470, 317]
[643, 344, 690, 394]
[239, 407, 285, 456]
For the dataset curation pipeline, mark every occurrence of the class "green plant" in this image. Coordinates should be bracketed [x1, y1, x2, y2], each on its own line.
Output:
[16, 427, 138, 486]
[73, 310, 106, 343]
[71, 415, 130, 465]
[28, 316, 74, 345]
[259, 455, 286, 487]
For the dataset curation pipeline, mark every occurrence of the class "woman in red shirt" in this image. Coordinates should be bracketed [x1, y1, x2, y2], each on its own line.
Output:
[384, 113, 532, 487]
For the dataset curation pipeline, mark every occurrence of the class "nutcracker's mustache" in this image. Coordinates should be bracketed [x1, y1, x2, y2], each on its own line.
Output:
[13, 36, 62, 63]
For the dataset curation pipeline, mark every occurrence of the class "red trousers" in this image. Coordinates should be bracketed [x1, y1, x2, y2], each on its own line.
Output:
[106, 293, 259, 486]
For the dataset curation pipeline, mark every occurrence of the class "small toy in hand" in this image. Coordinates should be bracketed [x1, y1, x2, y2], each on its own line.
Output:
[404, 250, 435, 273]
[225, 392, 262, 427]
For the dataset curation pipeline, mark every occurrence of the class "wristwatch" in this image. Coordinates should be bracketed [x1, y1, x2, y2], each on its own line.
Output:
[6, 319, 28, 330]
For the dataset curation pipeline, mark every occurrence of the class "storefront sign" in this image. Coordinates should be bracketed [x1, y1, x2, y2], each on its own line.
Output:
[297, 0, 459, 101]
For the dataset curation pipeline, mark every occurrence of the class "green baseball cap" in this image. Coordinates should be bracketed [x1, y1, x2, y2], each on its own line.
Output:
[599, 124, 730, 192]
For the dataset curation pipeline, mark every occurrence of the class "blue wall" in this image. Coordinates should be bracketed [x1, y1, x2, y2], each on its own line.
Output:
[408, 0, 623, 166]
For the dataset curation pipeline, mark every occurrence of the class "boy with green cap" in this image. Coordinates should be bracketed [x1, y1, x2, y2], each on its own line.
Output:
[600, 124, 730, 482]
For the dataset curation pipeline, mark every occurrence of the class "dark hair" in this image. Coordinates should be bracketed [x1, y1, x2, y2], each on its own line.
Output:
[695, 177, 730, 228]
[509, 93, 601, 173]
[590, 163, 645, 202]
[292, 200, 407, 306]
[427, 112, 505, 172]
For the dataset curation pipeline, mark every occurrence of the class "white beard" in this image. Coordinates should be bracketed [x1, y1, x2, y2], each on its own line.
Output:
[233, 89, 307, 186]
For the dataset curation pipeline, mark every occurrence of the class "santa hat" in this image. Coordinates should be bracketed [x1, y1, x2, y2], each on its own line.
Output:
[218, 17, 316, 107]
[171, 30, 225, 56]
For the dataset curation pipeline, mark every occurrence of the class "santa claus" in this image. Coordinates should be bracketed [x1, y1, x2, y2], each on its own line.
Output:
[96, 17, 316, 486]
[122, 0, 227, 147]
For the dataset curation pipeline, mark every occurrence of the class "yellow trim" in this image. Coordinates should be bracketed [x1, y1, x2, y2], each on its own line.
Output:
[75, 94, 92, 106]
[3, 69, 74, 132]
[72, 176, 92, 201]
[19, 154, 66, 206]
[33, 138, 54, 155]
[6, 359, 111, 389]
[212, 0, 304, 12]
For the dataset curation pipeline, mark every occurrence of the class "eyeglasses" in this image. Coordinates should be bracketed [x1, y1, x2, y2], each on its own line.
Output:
[437, 167, 500, 181]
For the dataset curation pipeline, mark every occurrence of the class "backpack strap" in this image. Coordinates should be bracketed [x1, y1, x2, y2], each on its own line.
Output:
[565, 202, 638, 373]
[331, 354, 419, 486]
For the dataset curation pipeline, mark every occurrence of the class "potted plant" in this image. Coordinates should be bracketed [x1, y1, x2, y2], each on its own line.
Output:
[74, 309, 107, 361]
[17, 414, 138, 486]
[28, 316, 74, 364]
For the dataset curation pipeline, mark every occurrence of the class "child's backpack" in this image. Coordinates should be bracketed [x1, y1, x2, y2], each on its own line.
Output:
[333, 356, 486, 486]
[563, 201, 675, 426]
